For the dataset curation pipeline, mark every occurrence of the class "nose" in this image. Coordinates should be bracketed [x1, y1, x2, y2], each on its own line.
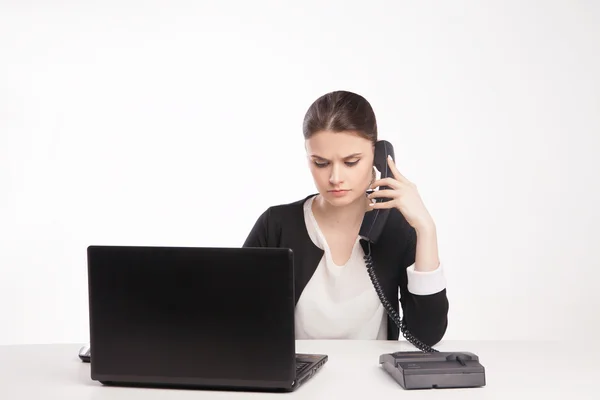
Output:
[329, 163, 344, 185]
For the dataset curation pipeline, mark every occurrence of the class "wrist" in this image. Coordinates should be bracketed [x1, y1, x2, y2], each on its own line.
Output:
[414, 219, 436, 236]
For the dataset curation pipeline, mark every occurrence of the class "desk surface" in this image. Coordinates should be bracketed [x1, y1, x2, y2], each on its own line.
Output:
[0, 340, 597, 399]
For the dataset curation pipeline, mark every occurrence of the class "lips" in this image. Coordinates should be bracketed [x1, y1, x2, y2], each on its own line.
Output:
[328, 189, 350, 197]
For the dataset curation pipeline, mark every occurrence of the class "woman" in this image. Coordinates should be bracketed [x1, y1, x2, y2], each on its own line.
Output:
[243, 90, 448, 349]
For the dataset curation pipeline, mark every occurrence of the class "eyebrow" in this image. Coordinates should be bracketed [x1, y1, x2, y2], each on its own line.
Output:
[311, 153, 362, 161]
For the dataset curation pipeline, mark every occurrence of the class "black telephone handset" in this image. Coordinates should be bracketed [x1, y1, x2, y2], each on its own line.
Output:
[359, 140, 396, 244]
[359, 140, 438, 354]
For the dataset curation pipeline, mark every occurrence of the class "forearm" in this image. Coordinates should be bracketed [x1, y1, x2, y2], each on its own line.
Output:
[402, 290, 449, 346]
[414, 222, 440, 272]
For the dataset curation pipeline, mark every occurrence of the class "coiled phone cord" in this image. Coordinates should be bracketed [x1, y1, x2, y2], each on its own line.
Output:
[363, 241, 438, 353]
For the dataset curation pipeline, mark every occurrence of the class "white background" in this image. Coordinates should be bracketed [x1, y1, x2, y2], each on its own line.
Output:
[1, 0, 599, 345]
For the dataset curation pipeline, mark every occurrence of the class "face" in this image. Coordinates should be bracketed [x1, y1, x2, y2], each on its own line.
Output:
[305, 130, 374, 207]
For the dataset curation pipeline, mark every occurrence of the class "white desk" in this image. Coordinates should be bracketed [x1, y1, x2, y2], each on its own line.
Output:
[0, 340, 597, 399]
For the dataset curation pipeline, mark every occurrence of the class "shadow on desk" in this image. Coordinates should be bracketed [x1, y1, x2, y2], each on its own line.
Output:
[1, 340, 597, 398]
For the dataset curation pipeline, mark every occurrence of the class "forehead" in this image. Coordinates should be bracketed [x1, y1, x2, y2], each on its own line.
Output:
[305, 130, 372, 156]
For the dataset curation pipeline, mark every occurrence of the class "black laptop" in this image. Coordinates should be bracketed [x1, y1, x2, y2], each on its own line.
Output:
[85, 245, 328, 392]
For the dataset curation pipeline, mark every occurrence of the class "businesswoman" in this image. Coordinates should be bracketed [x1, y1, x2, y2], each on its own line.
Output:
[243, 90, 448, 350]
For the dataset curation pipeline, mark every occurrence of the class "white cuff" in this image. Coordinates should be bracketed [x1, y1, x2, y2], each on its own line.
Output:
[406, 262, 446, 295]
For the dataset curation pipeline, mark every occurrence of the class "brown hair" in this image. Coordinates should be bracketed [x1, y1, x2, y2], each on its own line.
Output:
[302, 90, 378, 144]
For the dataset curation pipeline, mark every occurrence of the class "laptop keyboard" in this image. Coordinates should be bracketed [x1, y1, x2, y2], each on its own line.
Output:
[295, 360, 311, 374]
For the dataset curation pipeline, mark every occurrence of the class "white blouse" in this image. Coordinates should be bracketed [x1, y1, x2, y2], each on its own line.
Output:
[294, 195, 447, 340]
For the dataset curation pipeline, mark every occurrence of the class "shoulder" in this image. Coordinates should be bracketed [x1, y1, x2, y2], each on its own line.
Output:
[258, 193, 316, 222]
[243, 193, 317, 248]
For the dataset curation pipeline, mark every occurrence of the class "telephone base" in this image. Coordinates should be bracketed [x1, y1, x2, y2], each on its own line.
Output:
[379, 351, 486, 390]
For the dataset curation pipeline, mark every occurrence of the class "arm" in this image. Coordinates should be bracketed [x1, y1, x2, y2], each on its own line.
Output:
[242, 208, 270, 247]
[399, 226, 449, 346]
[367, 155, 448, 345]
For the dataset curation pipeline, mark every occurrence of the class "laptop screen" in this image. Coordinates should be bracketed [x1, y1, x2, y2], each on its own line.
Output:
[87, 246, 297, 384]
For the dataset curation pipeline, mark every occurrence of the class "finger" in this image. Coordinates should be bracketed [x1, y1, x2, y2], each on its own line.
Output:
[368, 189, 397, 200]
[368, 198, 396, 209]
[387, 155, 409, 183]
[370, 177, 401, 190]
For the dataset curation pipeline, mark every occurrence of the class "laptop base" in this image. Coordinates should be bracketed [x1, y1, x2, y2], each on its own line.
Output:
[96, 353, 328, 392]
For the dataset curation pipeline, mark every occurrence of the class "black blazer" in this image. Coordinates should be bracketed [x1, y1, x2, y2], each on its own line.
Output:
[242, 193, 449, 345]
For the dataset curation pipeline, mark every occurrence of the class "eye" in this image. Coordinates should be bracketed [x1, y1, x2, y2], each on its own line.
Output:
[314, 161, 329, 168]
[345, 160, 359, 167]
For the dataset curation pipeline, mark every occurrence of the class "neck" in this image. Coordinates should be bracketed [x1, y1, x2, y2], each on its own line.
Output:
[313, 193, 370, 227]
